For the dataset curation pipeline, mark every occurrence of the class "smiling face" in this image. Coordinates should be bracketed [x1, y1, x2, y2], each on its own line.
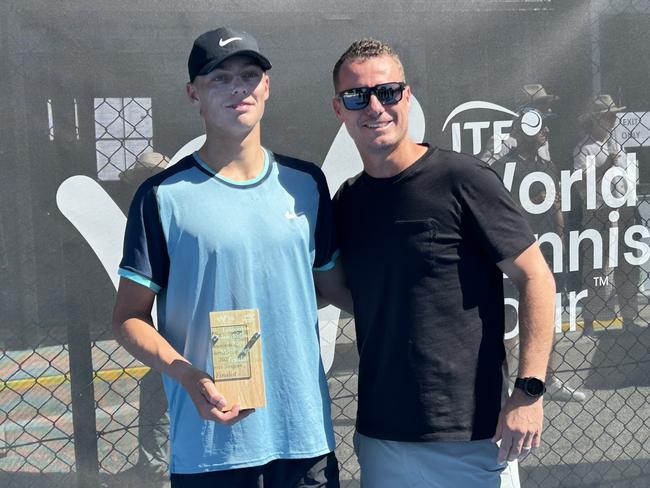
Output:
[333, 55, 411, 157]
[186, 55, 269, 136]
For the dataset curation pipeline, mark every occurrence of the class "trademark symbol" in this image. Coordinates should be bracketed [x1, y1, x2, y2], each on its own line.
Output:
[593, 276, 609, 287]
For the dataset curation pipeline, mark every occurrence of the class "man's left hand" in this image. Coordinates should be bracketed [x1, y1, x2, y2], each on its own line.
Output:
[491, 389, 544, 464]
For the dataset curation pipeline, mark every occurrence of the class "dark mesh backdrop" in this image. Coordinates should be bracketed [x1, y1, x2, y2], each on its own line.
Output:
[1, 1, 650, 487]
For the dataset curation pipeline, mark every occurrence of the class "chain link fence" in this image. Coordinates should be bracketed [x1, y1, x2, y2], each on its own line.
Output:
[2, 1, 650, 487]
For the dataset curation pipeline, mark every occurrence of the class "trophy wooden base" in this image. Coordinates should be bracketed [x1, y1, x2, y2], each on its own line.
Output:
[209, 309, 266, 411]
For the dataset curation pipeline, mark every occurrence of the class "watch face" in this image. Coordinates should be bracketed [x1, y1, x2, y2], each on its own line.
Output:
[525, 378, 545, 396]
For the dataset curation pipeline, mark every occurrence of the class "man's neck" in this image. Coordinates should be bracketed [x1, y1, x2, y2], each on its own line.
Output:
[199, 126, 265, 181]
[361, 139, 428, 179]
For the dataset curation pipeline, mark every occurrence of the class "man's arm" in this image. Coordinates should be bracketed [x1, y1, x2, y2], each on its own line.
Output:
[553, 196, 565, 241]
[552, 176, 565, 240]
[574, 148, 617, 197]
[313, 263, 354, 314]
[112, 277, 251, 424]
[492, 243, 555, 463]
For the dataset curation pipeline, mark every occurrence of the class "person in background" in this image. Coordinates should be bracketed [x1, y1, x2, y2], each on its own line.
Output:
[492, 112, 586, 402]
[118, 151, 171, 481]
[480, 84, 557, 165]
[573, 95, 640, 336]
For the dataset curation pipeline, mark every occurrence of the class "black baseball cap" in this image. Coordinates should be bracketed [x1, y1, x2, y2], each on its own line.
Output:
[188, 27, 272, 82]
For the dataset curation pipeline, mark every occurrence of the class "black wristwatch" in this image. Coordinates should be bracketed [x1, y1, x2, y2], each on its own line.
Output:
[514, 377, 546, 398]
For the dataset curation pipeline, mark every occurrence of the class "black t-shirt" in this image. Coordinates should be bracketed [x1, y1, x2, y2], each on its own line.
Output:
[333, 146, 535, 442]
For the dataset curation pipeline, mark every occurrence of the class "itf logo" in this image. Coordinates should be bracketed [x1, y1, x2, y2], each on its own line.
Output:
[442, 100, 519, 155]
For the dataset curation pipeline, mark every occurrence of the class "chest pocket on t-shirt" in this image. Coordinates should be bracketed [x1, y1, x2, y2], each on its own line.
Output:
[393, 218, 438, 273]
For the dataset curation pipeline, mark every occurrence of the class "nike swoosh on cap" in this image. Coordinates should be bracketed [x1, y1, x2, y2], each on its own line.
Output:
[219, 37, 242, 47]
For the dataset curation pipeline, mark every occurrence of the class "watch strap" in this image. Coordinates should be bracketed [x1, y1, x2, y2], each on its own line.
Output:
[514, 376, 546, 397]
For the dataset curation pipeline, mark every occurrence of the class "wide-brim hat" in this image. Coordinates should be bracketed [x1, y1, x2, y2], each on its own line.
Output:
[188, 27, 272, 82]
[587, 94, 626, 113]
[515, 84, 559, 111]
[578, 94, 626, 123]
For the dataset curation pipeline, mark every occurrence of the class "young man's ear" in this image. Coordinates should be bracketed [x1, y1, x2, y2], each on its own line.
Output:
[262, 73, 270, 102]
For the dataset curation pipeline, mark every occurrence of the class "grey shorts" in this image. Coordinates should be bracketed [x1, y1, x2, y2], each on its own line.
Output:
[354, 432, 510, 488]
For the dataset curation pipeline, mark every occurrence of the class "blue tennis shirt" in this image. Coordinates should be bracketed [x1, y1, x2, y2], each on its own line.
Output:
[118, 149, 337, 473]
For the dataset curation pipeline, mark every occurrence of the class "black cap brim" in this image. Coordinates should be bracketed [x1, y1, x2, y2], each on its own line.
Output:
[197, 50, 272, 78]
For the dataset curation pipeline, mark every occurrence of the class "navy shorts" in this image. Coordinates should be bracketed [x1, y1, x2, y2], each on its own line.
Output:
[170, 451, 340, 488]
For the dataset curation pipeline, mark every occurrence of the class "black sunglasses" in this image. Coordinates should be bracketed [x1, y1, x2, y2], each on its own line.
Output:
[337, 82, 406, 111]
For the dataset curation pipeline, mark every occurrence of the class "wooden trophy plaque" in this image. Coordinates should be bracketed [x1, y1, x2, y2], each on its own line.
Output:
[209, 309, 265, 411]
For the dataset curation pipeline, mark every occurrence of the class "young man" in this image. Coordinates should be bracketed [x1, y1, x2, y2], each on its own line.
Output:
[112, 27, 339, 487]
[330, 39, 555, 487]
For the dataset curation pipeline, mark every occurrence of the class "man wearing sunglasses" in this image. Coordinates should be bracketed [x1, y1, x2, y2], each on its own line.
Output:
[329, 39, 555, 487]
[112, 27, 341, 487]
